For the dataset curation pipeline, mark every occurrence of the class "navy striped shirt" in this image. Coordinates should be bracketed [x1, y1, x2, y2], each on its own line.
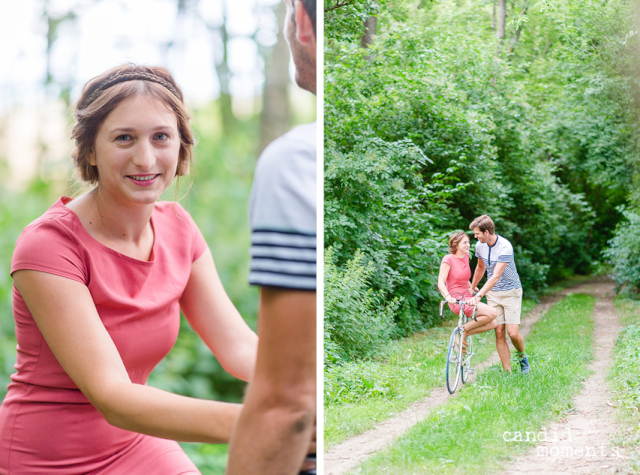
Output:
[248, 123, 316, 290]
[475, 235, 521, 291]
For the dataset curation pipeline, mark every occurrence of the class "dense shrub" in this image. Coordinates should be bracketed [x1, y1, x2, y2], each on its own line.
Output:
[604, 208, 640, 293]
[324, 248, 401, 363]
[325, 0, 639, 345]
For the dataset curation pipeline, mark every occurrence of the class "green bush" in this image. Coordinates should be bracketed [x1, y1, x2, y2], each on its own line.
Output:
[325, 0, 637, 348]
[604, 207, 640, 293]
[324, 248, 401, 364]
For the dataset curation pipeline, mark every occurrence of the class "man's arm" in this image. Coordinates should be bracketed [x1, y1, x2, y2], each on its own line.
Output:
[475, 262, 508, 302]
[471, 257, 486, 290]
[226, 287, 316, 474]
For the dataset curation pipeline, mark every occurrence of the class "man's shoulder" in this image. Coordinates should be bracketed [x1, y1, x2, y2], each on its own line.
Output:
[475, 240, 488, 253]
[258, 122, 316, 169]
[496, 235, 514, 253]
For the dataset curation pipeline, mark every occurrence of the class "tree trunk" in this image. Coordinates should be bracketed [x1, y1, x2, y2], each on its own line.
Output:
[492, 0, 496, 33]
[361, 16, 377, 48]
[214, 2, 236, 134]
[361, 16, 377, 61]
[258, 1, 291, 155]
[496, 0, 506, 57]
[497, 0, 506, 42]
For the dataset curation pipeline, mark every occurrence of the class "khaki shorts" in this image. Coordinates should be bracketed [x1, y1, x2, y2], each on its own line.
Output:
[486, 287, 523, 325]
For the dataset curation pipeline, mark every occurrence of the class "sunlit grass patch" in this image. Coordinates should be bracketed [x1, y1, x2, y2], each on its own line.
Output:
[324, 299, 536, 448]
[356, 294, 595, 474]
[608, 297, 640, 472]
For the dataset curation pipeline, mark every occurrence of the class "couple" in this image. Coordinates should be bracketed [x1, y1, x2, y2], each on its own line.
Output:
[438, 215, 530, 374]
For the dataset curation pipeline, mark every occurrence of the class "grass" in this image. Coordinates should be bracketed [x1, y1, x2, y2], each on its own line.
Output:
[356, 293, 595, 474]
[542, 274, 593, 296]
[324, 298, 537, 449]
[607, 297, 640, 472]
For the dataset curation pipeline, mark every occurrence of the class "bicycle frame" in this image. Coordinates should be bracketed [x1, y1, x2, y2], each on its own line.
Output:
[441, 295, 479, 393]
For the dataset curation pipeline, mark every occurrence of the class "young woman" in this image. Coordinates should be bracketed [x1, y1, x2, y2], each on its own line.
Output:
[0, 64, 258, 474]
[438, 232, 498, 338]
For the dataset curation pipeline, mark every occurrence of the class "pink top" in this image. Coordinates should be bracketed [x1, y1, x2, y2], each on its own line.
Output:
[0, 197, 206, 474]
[441, 253, 473, 300]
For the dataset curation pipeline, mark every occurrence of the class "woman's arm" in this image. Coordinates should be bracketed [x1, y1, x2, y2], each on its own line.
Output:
[13, 269, 241, 444]
[437, 261, 456, 303]
[179, 248, 258, 382]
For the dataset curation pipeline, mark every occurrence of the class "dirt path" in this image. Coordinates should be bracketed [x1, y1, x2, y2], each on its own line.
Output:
[503, 278, 629, 474]
[324, 280, 603, 475]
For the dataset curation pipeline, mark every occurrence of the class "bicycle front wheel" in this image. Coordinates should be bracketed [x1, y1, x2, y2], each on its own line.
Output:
[461, 335, 473, 384]
[446, 327, 463, 394]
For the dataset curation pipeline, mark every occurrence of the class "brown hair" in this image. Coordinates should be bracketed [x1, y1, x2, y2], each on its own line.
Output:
[300, 0, 316, 34]
[469, 215, 495, 235]
[449, 232, 469, 254]
[71, 64, 195, 184]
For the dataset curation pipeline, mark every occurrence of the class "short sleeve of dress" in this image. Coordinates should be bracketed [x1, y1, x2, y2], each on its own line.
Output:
[171, 203, 208, 262]
[11, 220, 87, 284]
[441, 254, 452, 266]
[248, 123, 316, 291]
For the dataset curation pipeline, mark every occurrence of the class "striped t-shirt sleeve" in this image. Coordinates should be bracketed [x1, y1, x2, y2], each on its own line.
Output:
[249, 229, 316, 289]
[248, 123, 317, 290]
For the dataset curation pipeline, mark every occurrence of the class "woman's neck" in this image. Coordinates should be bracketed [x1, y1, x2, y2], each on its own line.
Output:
[92, 187, 153, 246]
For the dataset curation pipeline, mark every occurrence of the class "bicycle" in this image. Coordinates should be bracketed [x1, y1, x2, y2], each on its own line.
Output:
[440, 293, 478, 394]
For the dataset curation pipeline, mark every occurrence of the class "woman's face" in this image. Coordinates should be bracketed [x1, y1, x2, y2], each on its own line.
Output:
[458, 236, 470, 254]
[90, 94, 180, 206]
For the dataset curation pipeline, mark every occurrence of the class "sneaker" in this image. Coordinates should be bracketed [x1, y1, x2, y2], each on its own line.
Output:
[519, 355, 530, 374]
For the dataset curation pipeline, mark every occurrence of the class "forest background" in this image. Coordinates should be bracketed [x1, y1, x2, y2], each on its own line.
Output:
[0, 0, 314, 473]
[324, 0, 640, 403]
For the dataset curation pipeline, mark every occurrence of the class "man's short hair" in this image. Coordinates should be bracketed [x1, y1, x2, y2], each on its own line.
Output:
[300, 0, 316, 35]
[469, 215, 495, 235]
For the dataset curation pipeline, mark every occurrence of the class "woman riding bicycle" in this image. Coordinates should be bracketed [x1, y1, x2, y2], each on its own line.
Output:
[438, 232, 497, 339]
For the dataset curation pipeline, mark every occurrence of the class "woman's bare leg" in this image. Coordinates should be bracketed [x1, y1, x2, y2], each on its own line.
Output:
[462, 302, 498, 336]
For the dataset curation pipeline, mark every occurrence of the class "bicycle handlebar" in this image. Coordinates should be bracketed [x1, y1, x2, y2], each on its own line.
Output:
[439, 293, 479, 322]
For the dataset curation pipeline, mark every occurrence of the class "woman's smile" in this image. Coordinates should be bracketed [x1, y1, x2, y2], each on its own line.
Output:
[90, 94, 180, 205]
[126, 174, 161, 186]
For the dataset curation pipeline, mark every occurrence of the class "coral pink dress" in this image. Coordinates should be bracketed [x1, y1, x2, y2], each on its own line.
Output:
[441, 253, 474, 317]
[0, 197, 206, 474]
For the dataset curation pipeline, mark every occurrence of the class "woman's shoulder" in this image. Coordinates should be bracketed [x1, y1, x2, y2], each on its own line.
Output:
[153, 201, 195, 227]
[12, 197, 89, 280]
[153, 201, 207, 260]
[19, 197, 82, 242]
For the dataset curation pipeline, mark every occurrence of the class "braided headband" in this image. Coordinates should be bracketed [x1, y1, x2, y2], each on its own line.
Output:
[81, 71, 181, 109]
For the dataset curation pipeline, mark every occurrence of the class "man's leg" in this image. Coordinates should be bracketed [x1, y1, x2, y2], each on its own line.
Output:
[504, 288, 529, 373]
[495, 324, 512, 372]
[487, 293, 511, 372]
[506, 324, 525, 353]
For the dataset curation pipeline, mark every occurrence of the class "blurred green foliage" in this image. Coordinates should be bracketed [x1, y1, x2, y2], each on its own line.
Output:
[604, 207, 640, 294]
[324, 0, 640, 371]
[0, 103, 268, 473]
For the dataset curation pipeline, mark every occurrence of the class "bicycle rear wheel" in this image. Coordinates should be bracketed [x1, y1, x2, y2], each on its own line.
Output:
[446, 327, 463, 394]
[461, 335, 473, 384]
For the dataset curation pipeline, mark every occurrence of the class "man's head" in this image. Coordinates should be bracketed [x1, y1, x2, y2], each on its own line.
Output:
[283, 0, 316, 95]
[469, 215, 495, 244]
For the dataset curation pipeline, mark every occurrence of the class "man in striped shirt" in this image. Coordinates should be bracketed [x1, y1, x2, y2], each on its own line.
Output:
[469, 215, 530, 374]
[226, 0, 317, 473]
